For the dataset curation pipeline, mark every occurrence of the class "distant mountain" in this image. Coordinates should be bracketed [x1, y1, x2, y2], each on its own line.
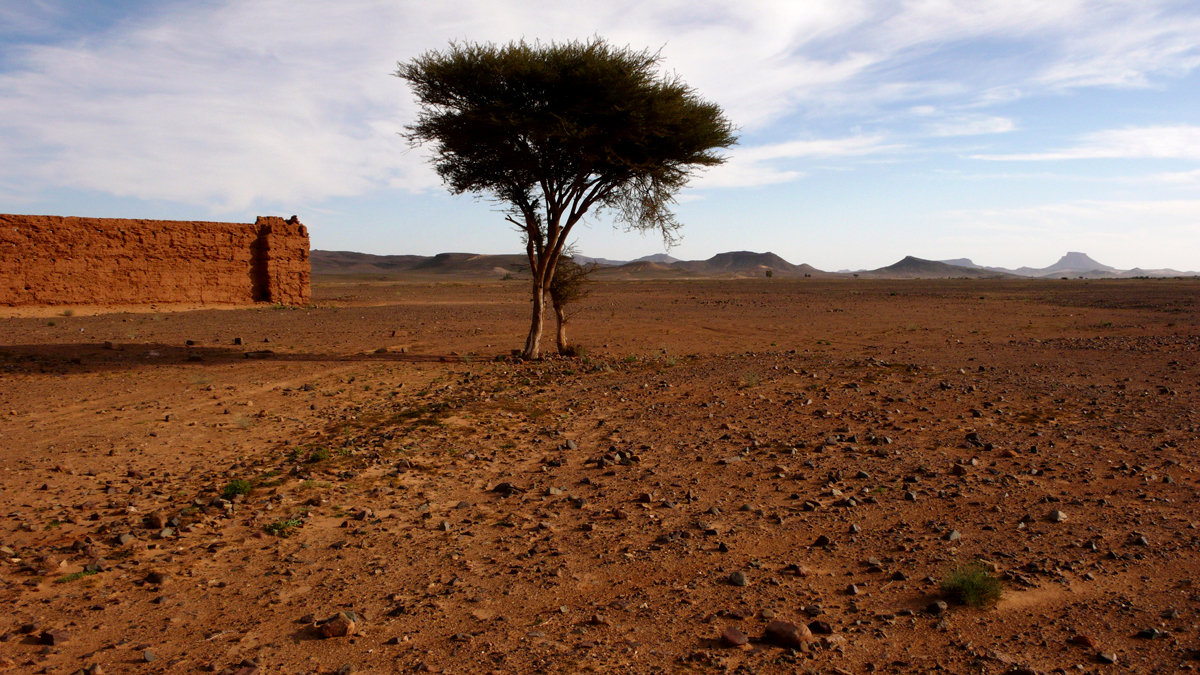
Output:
[1042, 251, 1115, 274]
[575, 253, 680, 266]
[939, 258, 981, 269]
[864, 256, 1007, 279]
[312, 250, 526, 277]
[315, 248, 1195, 281]
[672, 251, 798, 275]
[937, 252, 1195, 278]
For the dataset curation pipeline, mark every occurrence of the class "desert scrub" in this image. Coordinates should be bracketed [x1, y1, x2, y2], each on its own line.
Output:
[307, 447, 330, 463]
[55, 570, 97, 584]
[222, 479, 253, 499]
[263, 517, 304, 537]
[940, 560, 1003, 608]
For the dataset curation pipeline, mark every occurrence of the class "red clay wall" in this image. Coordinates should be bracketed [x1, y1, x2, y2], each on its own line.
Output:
[0, 214, 310, 307]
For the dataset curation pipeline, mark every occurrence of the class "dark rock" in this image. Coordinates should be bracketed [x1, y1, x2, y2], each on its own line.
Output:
[39, 629, 69, 646]
[763, 620, 812, 648]
[729, 571, 749, 587]
[720, 626, 749, 647]
[927, 600, 948, 615]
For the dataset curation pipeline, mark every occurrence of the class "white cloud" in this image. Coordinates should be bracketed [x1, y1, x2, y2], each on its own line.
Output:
[696, 135, 899, 188]
[973, 125, 1200, 160]
[929, 115, 1015, 137]
[0, 0, 1198, 209]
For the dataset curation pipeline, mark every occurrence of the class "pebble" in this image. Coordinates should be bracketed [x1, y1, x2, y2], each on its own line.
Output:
[812, 534, 832, 547]
[720, 626, 748, 647]
[945, 530, 961, 541]
[1098, 652, 1118, 664]
[318, 612, 358, 638]
[1048, 510, 1068, 523]
[729, 571, 749, 587]
[142, 650, 156, 663]
[927, 600, 948, 615]
[763, 620, 812, 648]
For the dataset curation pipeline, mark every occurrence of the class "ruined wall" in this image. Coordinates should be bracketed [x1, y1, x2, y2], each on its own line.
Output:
[0, 214, 310, 307]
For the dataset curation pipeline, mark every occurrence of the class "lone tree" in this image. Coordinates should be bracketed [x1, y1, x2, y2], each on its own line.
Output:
[398, 38, 736, 359]
[547, 253, 597, 356]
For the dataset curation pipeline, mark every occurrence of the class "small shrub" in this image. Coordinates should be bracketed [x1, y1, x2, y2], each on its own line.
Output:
[222, 479, 253, 499]
[263, 517, 303, 537]
[764, 269, 773, 278]
[738, 371, 760, 388]
[61, 309, 75, 317]
[940, 560, 1003, 608]
[561, 345, 587, 358]
[54, 570, 97, 584]
[624, 354, 638, 363]
[47, 321, 56, 327]
[307, 447, 330, 463]
[502, 272, 514, 280]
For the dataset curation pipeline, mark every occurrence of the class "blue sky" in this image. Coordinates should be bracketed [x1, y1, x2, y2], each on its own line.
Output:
[2, 0, 1199, 271]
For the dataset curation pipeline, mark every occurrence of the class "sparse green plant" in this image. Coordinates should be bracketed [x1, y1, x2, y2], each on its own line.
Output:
[54, 570, 98, 584]
[502, 272, 514, 281]
[307, 447, 330, 463]
[665, 355, 678, 367]
[764, 269, 773, 278]
[738, 371, 760, 388]
[234, 415, 252, 429]
[61, 309, 75, 317]
[47, 321, 56, 327]
[263, 517, 304, 537]
[940, 560, 1003, 608]
[222, 479, 253, 499]
[624, 354, 638, 363]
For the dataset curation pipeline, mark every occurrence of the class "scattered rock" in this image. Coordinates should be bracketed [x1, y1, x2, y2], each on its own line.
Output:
[318, 612, 359, 638]
[763, 620, 812, 648]
[729, 571, 749, 587]
[720, 626, 748, 647]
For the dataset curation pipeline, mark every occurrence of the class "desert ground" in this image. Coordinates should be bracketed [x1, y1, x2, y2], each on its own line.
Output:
[1, 276, 1198, 675]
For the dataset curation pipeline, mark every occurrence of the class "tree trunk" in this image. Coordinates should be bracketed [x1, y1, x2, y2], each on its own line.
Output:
[523, 281, 546, 360]
[554, 303, 568, 354]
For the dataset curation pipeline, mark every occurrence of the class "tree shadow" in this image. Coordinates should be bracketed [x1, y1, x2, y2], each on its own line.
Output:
[0, 342, 483, 375]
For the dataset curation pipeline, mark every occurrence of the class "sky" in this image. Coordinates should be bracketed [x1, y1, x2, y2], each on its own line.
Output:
[2, 0, 1199, 271]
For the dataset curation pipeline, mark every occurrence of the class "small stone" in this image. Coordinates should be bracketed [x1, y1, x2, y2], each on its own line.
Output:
[142, 650, 156, 663]
[1069, 634, 1098, 649]
[336, 664, 356, 675]
[763, 620, 812, 648]
[1048, 510, 1068, 523]
[720, 626, 749, 647]
[812, 534, 832, 547]
[1097, 652, 1118, 664]
[945, 530, 961, 541]
[318, 612, 358, 638]
[891, 571, 908, 581]
[1136, 627, 1165, 639]
[927, 600, 948, 615]
[845, 584, 860, 595]
[39, 629, 69, 646]
[145, 571, 168, 585]
[807, 620, 834, 635]
[118, 533, 135, 546]
[729, 571, 749, 587]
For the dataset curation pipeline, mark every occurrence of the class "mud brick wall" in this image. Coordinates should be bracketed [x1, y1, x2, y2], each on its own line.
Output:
[0, 214, 310, 306]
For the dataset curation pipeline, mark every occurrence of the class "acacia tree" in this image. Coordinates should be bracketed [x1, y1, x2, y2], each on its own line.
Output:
[398, 38, 736, 359]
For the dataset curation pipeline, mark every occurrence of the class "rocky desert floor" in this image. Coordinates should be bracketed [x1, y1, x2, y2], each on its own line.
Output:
[1, 277, 1198, 675]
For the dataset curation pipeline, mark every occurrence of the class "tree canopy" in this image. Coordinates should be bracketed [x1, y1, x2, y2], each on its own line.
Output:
[398, 38, 736, 358]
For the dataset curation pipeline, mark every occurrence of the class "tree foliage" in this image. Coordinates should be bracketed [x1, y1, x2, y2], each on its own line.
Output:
[548, 254, 597, 355]
[398, 38, 736, 358]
